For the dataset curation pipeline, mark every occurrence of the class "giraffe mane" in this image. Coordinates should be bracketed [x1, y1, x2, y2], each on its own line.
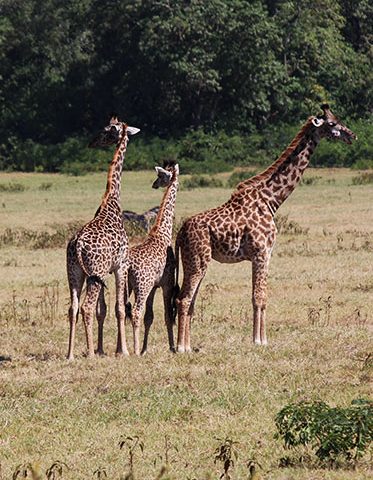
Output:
[235, 116, 315, 190]
[162, 159, 177, 169]
[148, 173, 176, 236]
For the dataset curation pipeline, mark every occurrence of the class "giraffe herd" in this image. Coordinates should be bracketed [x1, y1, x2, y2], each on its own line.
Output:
[66, 105, 356, 359]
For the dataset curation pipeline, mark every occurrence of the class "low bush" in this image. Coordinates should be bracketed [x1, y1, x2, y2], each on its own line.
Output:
[274, 214, 309, 235]
[0, 182, 28, 192]
[181, 175, 224, 190]
[275, 399, 373, 466]
[351, 172, 373, 185]
[226, 169, 259, 188]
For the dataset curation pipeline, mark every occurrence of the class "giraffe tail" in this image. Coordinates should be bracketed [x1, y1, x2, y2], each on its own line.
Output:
[171, 238, 181, 324]
[125, 301, 132, 322]
[87, 275, 107, 289]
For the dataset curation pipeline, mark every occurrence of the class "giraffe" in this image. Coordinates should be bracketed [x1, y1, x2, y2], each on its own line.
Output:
[66, 115, 140, 360]
[175, 104, 356, 352]
[126, 161, 179, 355]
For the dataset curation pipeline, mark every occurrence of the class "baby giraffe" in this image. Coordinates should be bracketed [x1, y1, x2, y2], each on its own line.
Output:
[126, 161, 180, 355]
[66, 116, 139, 359]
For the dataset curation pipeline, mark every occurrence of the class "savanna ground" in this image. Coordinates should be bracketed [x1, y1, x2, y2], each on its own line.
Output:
[0, 168, 372, 479]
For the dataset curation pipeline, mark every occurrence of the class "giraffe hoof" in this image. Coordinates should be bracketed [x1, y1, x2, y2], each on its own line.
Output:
[95, 349, 106, 357]
[177, 345, 185, 353]
[115, 350, 129, 357]
[254, 339, 262, 346]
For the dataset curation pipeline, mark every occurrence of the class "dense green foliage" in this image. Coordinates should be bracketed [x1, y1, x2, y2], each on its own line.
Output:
[0, 0, 371, 172]
[275, 399, 373, 465]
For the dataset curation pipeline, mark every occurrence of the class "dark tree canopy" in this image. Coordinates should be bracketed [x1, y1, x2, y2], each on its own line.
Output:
[0, 0, 371, 171]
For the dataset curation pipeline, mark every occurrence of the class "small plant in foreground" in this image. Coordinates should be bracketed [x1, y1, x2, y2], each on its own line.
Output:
[119, 435, 145, 477]
[45, 461, 69, 480]
[275, 399, 373, 467]
[213, 437, 239, 480]
[93, 467, 108, 479]
[13, 463, 42, 480]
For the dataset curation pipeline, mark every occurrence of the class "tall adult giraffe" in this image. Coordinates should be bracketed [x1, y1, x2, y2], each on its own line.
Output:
[66, 116, 140, 360]
[175, 105, 356, 352]
[126, 162, 180, 355]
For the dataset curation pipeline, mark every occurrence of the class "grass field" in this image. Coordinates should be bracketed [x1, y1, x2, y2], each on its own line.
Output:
[0, 168, 372, 479]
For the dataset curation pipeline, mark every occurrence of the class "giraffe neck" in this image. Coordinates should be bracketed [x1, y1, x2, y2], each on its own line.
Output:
[149, 174, 179, 244]
[253, 118, 320, 213]
[102, 133, 129, 204]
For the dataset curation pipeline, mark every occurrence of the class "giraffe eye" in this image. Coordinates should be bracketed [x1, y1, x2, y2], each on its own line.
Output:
[328, 121, 336, 127]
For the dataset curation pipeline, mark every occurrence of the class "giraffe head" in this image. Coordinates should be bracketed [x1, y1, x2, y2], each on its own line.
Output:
[152, 161, 179, 189]
[88, 115, 140, 148]
[311, 104, 356, 144]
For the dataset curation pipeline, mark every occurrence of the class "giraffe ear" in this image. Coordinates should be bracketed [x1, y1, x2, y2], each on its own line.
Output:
[127, 126, 140, 136]
[155, 166, 172, 178]
[312, 117, 324, 127]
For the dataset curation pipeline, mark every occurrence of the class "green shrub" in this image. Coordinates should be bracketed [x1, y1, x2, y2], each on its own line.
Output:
[1, 120, 371, 174]
[226, 169, 259, 188]
[275, 399, 373, 465]
[181, 174, 224, 190]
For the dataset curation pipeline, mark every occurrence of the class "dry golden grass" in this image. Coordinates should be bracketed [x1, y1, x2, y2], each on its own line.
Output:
[0, 168, 372, 479]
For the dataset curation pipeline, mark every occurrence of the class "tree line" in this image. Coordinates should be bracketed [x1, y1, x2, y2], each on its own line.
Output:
[0, 0, 371, 173]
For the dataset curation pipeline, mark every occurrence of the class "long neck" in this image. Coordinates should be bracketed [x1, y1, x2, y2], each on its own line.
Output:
[102, 132, 129, 204]
[149, 175, 179, 243]
[253, 118, 320, 213]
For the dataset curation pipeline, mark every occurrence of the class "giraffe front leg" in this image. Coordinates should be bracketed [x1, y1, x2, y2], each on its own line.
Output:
[96, 288, 107, 356]
[81, 280, 102, 358]
[115, 267, 129, 356]
[252, 256, 270, 346]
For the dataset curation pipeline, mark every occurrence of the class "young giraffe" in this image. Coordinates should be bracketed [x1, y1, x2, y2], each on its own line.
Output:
[66, 116, 140, 360]
[175, 104, 356, 352]
[126, 162, 179, 355]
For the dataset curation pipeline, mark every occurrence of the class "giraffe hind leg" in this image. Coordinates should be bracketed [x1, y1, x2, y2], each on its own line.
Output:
[67, 257, 85, 360]
[96, 287, 107, 356]
[177, 270, 207, 353]
[81, 277, 103, 358]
